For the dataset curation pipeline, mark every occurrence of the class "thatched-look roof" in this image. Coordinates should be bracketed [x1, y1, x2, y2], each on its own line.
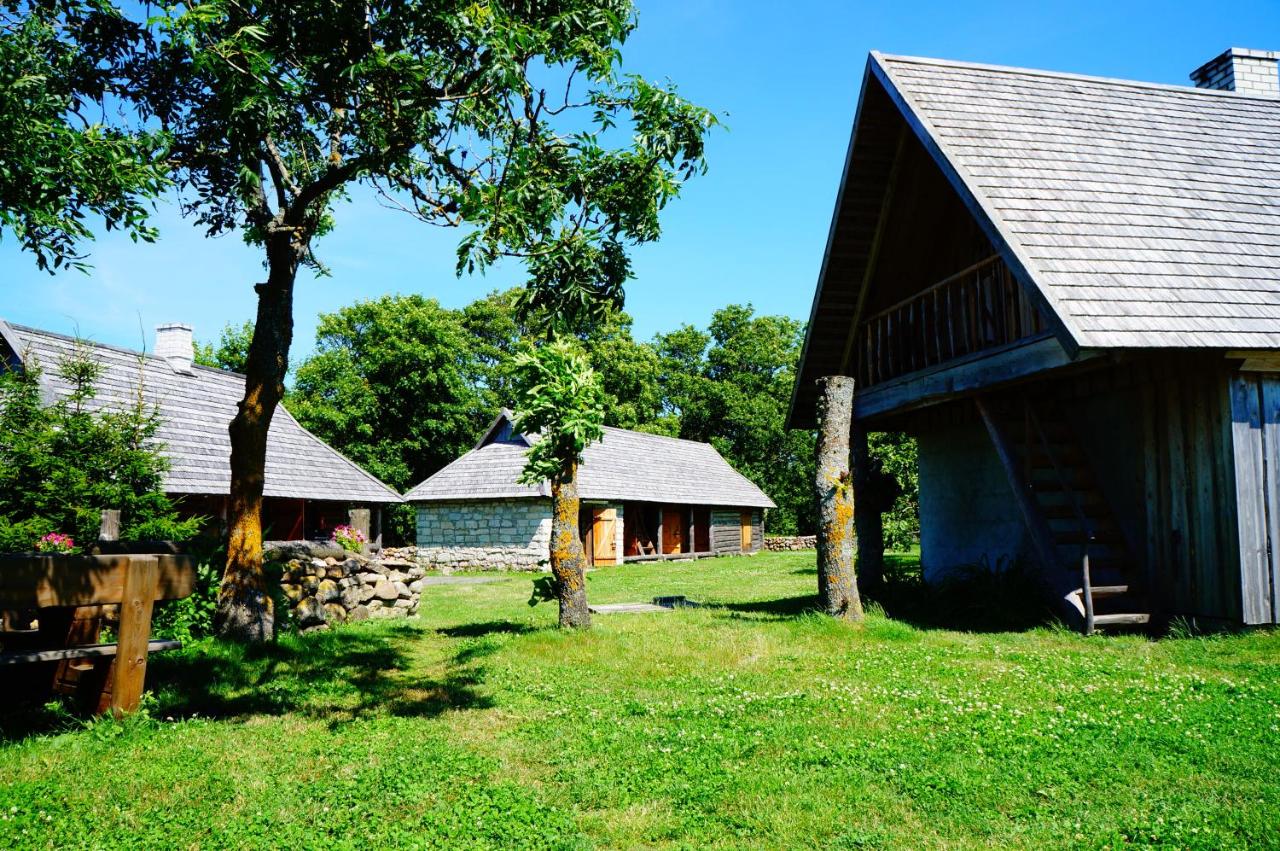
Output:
[0, 322, 401, 504]
[405, 411, 775, 508]
[791, 51, 1280, 426]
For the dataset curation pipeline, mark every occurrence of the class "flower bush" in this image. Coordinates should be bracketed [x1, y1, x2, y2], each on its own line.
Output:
[34, 532, 76, 554]
[332, 524, 367, 553]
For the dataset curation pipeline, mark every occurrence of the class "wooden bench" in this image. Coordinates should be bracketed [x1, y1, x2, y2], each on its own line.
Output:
[0, 546, 195, 716]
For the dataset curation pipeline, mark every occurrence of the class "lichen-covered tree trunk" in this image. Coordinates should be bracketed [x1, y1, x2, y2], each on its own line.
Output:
[814, 376, 863, 622]
[214, 235, 299, 642]
[852, 422, 885, 595]
[550, 463, 591, 629]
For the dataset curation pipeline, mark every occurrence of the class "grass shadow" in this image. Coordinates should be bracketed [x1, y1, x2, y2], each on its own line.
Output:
[0, 620, 498, 741]
[716, 595, 819, 620]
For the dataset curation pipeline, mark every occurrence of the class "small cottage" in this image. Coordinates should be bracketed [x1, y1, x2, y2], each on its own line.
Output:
[405, 410, 775, 570]
[0, 320, 402, 543]
[790, 48, 1280, 630]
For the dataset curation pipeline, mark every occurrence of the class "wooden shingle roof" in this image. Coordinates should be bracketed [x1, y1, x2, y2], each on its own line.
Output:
[790, 51, 1280, 427]
[404, 411, 775, 508]
[0, 322, 402, 504]
[878, 53, 1280, 349]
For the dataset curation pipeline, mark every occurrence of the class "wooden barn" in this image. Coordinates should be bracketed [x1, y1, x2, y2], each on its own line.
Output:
[405, 410, 774, 570]
[0, 320, 402, 544]
[790, 48, 1280, 630]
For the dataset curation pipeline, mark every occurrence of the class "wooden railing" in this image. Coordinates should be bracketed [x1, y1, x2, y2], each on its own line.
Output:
[856, 255, 1046, 387]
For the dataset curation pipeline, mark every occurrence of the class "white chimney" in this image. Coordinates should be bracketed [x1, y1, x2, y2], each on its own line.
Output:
[1190, 47, 1279, 97]
[155, 323, 195, 375]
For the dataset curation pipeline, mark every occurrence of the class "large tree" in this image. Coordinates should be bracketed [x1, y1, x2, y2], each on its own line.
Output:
[139, 0, 714, 641]
[288, 294, 497, 541]
[655, 305, 814, 534]
[0, 1, 165, 270]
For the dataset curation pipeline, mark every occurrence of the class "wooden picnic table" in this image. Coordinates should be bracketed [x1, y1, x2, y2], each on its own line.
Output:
[0, 545, 195, 716]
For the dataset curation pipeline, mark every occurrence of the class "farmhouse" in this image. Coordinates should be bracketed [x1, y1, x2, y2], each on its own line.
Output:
[790, 48, 1280, 630]
[0, 320, 401, 543]
[405, 410, 774, 570]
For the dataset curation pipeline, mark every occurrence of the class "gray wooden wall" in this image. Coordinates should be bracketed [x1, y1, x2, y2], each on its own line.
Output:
[709, 509, 763, 555]
[1228, 372, 1280, 625]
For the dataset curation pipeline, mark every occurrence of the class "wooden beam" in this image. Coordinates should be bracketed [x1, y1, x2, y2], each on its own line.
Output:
[0, 554, 195, 608]
[852, 334, 1103, 423]
[111, 555, 158, 716]
[975, 398, 1084, 627]
[839, 125, 907, 376]
[0, 640, 181, 666]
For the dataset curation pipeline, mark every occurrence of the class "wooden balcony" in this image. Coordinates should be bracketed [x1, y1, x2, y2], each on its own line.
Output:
[857, 255, 1047, 387]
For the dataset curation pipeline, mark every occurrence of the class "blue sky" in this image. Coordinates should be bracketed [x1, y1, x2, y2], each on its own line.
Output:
[3, 0, 1279, 354]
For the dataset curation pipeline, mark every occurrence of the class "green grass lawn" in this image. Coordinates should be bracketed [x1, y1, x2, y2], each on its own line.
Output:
[3, 551, 1279, 849]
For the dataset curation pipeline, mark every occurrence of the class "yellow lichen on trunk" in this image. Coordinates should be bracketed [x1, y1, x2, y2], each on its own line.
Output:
[549, 463, 591, 629]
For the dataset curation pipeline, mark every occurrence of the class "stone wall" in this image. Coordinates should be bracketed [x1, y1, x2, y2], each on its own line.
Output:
[415, 498, 552, 571]
[764, 535, 817, 551]
[266, 541, 427, 632]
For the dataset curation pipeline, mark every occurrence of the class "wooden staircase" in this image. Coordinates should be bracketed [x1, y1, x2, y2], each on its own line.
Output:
[977, 396, 1151, 634]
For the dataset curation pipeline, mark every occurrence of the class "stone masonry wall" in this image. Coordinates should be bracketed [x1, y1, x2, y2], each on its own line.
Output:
[765, 535, 817, 551]
[416, 498, 552, 571]
[265, 541, 427, 632]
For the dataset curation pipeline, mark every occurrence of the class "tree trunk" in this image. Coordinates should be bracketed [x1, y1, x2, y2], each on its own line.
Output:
[852, 422, 885, 595]
[549, 463, 591, 629]
[214, 235, 299, 642]
[814, 376, 863, 622]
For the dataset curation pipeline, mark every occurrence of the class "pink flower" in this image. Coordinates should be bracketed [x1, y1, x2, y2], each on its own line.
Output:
[35, 532, 76, 554]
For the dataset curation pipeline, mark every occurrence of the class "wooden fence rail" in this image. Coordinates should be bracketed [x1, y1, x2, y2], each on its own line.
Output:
[857, 255, 1046, 387]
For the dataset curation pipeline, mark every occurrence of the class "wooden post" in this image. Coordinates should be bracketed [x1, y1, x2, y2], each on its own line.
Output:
[348, 507, 371, 550]
[814, 376, 863, 622]
[98, 509, 120, 542]
[373, 507, 383, 551]
[111, 555, 158, 717]
[851, 424, 885, 593]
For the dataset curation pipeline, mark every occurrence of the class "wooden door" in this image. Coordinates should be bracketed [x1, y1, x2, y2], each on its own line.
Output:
[592, 507, 617, 565]
[740, 510, 753, 552]
[662, 507, 684, 554]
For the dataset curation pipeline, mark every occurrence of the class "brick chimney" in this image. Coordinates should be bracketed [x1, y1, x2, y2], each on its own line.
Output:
[1190, 48, 1279, 97]
[155, 323, 195, 375]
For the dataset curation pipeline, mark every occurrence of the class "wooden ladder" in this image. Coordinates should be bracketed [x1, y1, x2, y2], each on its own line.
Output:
[978, 396, 1152, 634]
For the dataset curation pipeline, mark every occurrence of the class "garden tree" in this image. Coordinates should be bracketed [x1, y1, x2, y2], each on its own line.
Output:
[511, 337, 605, 629]
[0, 1, 165, 270]
[289, 294, 496, 541]
[0, 347, 199, 551]
[141, 1, 715, 641]
[194, 321, 254, 373]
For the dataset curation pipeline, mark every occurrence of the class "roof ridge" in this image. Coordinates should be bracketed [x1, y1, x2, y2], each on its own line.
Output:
[600, 424, 715, 448]
[876, 51, 1280, 104]
[7, 322, 249, 382]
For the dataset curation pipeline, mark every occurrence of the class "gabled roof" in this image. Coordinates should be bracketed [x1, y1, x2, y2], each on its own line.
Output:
[404, 411, 775, 509]
[0, 321, 402, 504]
[791, 51, 1280, 426]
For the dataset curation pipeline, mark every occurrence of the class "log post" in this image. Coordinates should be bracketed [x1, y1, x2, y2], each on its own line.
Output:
[98, 509, 120, 542]
[814, 376, 863, 621]
[851, 423, 885, 594]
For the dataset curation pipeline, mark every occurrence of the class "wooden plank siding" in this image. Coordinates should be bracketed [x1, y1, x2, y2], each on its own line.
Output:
[1142, 364, 1242, 622]
[1229, 373, 1280, 624]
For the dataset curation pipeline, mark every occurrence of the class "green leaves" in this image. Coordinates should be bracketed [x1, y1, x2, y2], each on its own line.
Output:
[0, 3, 168, 272]
[510, 335, 606, 485]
